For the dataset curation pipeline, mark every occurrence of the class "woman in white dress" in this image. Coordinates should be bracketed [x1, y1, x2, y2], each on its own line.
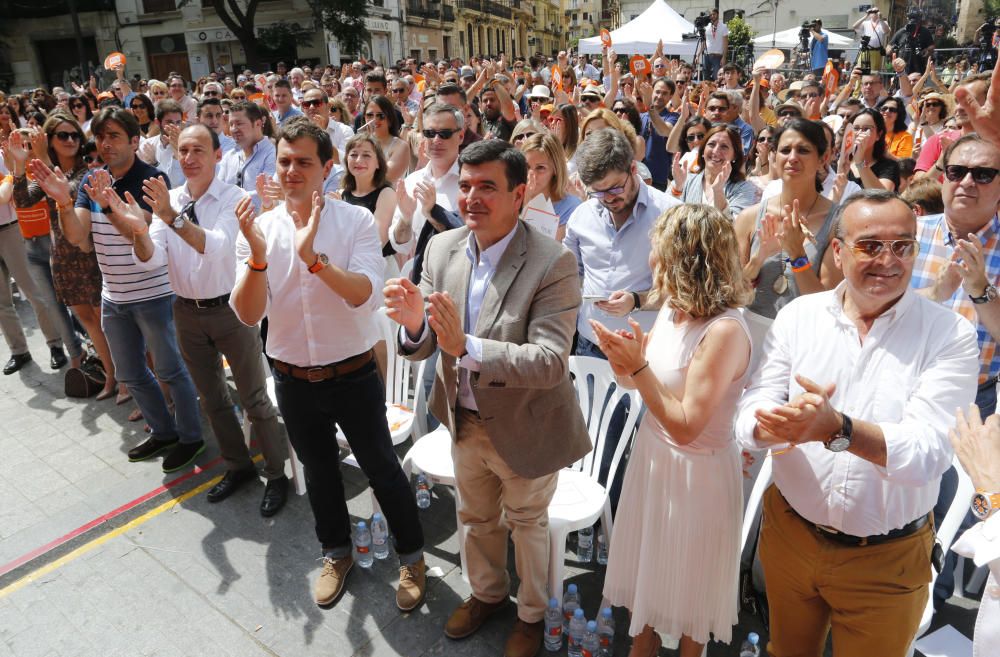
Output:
[591, 204, 753, 657]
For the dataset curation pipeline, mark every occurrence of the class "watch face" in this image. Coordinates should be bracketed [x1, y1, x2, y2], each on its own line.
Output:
[972, 492, 992, 519]
[318, 253, 329, 265]
[827, 436, 851, 452]
[172, 215, 185, 229]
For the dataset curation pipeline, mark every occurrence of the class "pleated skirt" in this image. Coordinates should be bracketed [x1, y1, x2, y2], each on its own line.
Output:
[602, 422, 743, 645]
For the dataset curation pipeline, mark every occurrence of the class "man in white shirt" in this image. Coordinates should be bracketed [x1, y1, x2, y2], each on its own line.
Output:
[288, 67, 305, 101]
[218, 101, 276, 210]
[229, 120, 426, 613]
[703, 8, 729, 80]
[735, 190, 979, 657]
[853, 7, 890, 73]
[166, 74, 197, 119]
[300, 87, 352, 164]
[389, 103, 463, 258]
[138, 99, 185, 185]
[128, 124, 290, 517]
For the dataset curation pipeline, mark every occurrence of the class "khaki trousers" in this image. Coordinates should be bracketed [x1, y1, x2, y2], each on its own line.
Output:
[173, 300, 287, 480]
[0, 224, 62, 355]
[759, 485, 932, 657]
[453, 408, 558, 623]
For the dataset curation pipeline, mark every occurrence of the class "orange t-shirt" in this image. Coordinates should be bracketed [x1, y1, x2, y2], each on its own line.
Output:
[3, 174, 51, 239]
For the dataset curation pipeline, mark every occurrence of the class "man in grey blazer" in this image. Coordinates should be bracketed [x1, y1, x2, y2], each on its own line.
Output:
[384, 140, 590, 657]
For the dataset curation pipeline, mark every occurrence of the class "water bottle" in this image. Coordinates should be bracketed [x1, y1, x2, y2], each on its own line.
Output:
[577, 525, 594, 562]
[543, 597, 563, 652]
[581, 620, 600, 657]
[596, 530, 609, 565]
[354, 521, 373, 568]
[414, 474, 431, 509]
[371, 512, 390, 560]
[563, 583, 581, 633]
[739, 632, 760, 657]
[567, 608, 587, 657]
[597, 607, 615, 656]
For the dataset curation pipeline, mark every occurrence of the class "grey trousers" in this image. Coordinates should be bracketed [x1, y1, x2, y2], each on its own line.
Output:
[0, 223, 63, 356]
[173, 299, 288, 480]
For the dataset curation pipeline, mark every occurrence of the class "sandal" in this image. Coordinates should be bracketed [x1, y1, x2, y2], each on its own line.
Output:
[96, 388, 116, 401]
[128, 408, 143, 422]
[116, 390, 132, 405]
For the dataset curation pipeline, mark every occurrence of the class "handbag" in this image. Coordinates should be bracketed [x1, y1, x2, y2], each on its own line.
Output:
[64, 354, 107, 398]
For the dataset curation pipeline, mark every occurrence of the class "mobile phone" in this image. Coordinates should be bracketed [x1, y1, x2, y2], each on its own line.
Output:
[583, 295, 608, 302]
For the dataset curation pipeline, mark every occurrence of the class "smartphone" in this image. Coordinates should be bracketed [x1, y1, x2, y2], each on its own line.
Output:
[583, 295, 608, 302]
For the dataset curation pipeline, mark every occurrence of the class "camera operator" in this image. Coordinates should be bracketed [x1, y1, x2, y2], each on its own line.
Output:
[702, 8, 729, 81]
[973, 19, 999, 73]
[889, 10, 935, 74]
[853, 7, 890, 73]
[809, 19, 830, 78]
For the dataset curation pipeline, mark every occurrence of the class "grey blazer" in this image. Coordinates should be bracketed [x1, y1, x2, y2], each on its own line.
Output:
[400, 221, 591, 479]
[681, 170, 762, 217]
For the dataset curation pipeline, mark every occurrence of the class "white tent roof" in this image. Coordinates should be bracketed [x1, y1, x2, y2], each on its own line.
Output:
[579, 0, 698, 56]
[753, 28, 856, 51]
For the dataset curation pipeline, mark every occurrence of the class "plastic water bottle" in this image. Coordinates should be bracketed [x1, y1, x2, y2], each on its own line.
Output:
[371, 513, 390, 560]
[354, 521, 373, 568]
[597, 607, 615, 656]
[739, 632, 760, 657]
[563, 583, 581, 633]
[578, 525, 594, 562]
[581, 620, 600, 657]
[596, 530, 609, 565]
[567, 608, 587, 657]
[543, 597, 563, 652]
[414, 474, 431, 509]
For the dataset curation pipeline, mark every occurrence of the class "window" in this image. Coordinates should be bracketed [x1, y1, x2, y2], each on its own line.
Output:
[582, 12, 588, 20]
[142, 0, 176, 13]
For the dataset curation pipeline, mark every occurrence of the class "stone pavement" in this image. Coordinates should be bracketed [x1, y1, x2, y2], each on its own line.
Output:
[0, 297, 982, 657]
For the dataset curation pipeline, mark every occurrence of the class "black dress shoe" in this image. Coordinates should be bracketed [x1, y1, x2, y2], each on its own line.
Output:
[207, 468, 258, 503]
[162, 441, 206, 473]
[260, 475, 289, 517]
[3, 353, 32, 375]
[49, 347, 68, 370]
[128, 435, 178, 462]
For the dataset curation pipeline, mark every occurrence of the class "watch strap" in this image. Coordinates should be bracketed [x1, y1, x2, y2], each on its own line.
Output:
[308, 255, 326, 274]
[969, 284, 997, 304]
[972, 490, 1000, 519]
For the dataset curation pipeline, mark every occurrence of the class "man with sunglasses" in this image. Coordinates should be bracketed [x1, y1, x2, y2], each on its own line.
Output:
[435, 85, 482, 151]
[301, 88, 351, 164]
[736, 189, 979, 657]
[916, 72, 992, 178]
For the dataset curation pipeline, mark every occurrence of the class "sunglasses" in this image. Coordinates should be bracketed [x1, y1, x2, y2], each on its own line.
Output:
[686, 133, 706, 142]
[130, 104, 146, 110]
[843, 239, 919, 260]
[513, 132, 537, 142]
[582, 96, 600, 104]
[879, 106, 898, 113]
[70, 103, 85, 110]
[944, 165, 1000, 184]
[923, 101, 943, 108]
[54, 131, 81, 142]
[83, 155, 97, 164]
[301, 99, 325, 108]
[365, 112, 386, 120]
[612, 106, 627, 113]
[778, 110, 800, 118]
[392, 88, 408, 94]
[203, 91, 219, 97]
[587, 183, 627, 199]
[422, 128, 458, 140]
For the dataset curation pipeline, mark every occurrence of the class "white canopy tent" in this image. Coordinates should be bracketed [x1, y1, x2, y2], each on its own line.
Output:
[752, 28, 857, 53]
[578, 0, 698, 56]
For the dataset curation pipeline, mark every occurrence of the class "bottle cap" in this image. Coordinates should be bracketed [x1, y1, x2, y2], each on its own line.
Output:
[587, 621, 597, 631]
[749, 632, 759, 644]
[549, 598, 560, 607]
[601, 607, 612, 617]
[358, 521, 367, 529]
[372, 512, 383, 521]
[574, 608, 585, 618]
[567, 583, 578, 594]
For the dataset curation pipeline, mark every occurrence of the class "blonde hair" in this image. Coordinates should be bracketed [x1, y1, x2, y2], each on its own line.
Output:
[580, 108, 639, 149]
[147, 81, 168, 98]
[519, 132, 568, 202]
[648, 204, 753, 317]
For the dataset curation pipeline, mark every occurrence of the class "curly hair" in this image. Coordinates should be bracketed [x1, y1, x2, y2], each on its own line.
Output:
[647, 204, 753, 317]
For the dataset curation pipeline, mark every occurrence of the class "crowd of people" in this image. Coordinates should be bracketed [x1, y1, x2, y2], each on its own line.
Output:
[1, 29, 1000, 657]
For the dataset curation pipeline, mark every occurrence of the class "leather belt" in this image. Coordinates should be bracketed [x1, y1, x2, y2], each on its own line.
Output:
[273, 350, 374, 383]
[783, 492, 930, 547]
[177, 293, 230, 309]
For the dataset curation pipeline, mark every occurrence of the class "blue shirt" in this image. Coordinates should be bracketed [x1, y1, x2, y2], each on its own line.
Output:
[641, 108, 679, 184]
[218, 138, 277, 211]
[554, 195, 583, 226]
[273, 106, 303, 126]
[731, 117, 754, 155]
[810, 30, 829, 70]
[563, 179, 680, 343]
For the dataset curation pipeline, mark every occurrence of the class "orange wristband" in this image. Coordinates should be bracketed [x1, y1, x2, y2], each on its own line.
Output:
[247, 258, 267, 272]
[791, 262, 812, 273]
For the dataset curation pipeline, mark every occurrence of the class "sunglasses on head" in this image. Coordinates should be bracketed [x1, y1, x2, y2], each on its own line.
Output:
[843, 239, 919, 260]
[301, 99, 325, 108]
[422, 128, 458, 140]
[944, 165, 1000, 184]
[54, 130, 81, 142]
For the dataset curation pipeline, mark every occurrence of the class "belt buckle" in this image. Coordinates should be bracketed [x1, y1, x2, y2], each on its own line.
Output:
[194, 298, 209, 309]
[305, 367, 326, 383]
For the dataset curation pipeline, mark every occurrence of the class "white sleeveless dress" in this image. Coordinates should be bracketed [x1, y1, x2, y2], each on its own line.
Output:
[602, 307, 751, 645]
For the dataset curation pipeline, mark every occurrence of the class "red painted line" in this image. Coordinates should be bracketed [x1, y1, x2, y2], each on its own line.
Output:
[0, 455, 224, 578]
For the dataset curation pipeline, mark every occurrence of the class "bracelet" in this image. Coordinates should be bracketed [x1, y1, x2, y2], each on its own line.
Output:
[787, 255, 810, 269]
[631, 362, 650, 377]
[669, 184, 682, 197]
[630, 291, 641, 311]
[247, 258, 268, 272]
[791, 262, 813, 273]
[56, 202, 74, 213]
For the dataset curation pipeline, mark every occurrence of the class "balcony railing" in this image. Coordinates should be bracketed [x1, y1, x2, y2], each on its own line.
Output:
[443, 4, 455, 21]
[407, 1, 442, 19]
[458, 0, 512, 20]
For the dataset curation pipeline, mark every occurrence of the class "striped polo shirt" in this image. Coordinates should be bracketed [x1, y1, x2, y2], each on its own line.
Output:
[74, 159, 173, 304]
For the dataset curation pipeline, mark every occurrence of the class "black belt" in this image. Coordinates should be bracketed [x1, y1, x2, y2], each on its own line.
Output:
[783, 492, 930, 547]
[177, 293, 230, 309]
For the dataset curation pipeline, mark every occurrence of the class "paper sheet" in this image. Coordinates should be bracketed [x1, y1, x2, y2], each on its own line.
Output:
[913, 625, 973, 657]
[521, 194, 559, 239]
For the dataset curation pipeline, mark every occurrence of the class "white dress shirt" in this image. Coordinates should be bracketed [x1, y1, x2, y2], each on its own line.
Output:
[952, 513, 1000, 657]
[232, 199, 384, 367]
[388, 159, 461, 257]
[326, 121, 354, 161]
[132, 177, 247, 299]
[735, 283, 979, 536]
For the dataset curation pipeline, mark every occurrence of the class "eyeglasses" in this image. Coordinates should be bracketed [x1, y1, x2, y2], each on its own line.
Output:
[422, 128, 458, 140]
[686, 133, 706, 142]
[54, 131, 81, 142]
[301, 99, 325, 108]
[944, 165, 1000, 184]
[365, 112, 386, 120]
[587, 181, 628, 199]
[879, 105, 898, 113]
[843, 239, 919, 260]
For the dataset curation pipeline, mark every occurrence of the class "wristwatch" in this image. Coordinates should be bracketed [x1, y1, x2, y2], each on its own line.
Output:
[824, 413, 853, 452]
[969, 284, 998, 305]
[971, 490, 1000, 520]
[171, 213, 186, 230]
[308, 253, 329, 274]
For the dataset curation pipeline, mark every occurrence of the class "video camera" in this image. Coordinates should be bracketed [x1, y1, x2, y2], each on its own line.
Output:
[798, 21, 814, 51]
[905, 9, 922, 32]
[693, 12, 711, 30]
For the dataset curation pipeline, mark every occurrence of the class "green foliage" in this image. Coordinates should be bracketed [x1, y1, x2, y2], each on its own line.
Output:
[308, 0, 370, 55]
[726, 15, 755, 50]
[258, 21, 315, 53]
[986, 0, 1000, 20]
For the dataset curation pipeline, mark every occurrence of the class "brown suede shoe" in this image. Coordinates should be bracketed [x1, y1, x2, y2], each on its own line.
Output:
[504, 619, 544, 657]
[314, 555, 353, 607]
[444, 595, 510, 639]
[396, 558, 426, 611]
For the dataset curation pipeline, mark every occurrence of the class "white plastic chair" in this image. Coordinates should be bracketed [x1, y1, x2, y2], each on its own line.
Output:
[547, 356, 645, 600]
[740, 455, 773, 554]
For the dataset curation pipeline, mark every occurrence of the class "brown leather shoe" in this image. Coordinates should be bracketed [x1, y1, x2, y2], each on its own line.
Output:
[314, 555, 353, 607]
[504, 619, 544, 657]
[444, 595, 510, 639]
[396, 558, 426, 611]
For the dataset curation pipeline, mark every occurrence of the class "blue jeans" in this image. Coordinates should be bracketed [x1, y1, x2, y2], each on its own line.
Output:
[703, 53, 723, 80]
[24, 235, 82, 359]
[101, 295, 202, 445]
